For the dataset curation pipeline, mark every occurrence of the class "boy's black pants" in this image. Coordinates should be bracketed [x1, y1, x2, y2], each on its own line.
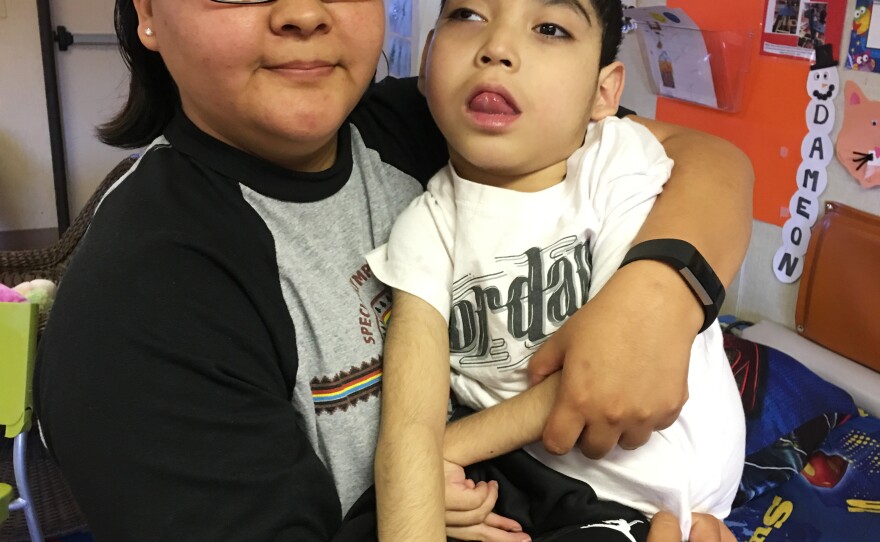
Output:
[336, 446, 650, 542]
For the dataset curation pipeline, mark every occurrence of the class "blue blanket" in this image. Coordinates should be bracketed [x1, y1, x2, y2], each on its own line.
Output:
[722, 332, 879, 540]
[727, 414, 880, 541]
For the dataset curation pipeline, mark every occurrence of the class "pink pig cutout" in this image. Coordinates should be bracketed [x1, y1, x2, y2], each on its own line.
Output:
[836, 80, 880, 189]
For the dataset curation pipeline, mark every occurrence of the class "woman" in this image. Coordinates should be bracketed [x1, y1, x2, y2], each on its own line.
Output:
[35, 1, 752, 540]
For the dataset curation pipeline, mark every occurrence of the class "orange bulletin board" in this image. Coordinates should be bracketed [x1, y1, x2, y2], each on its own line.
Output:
[656, 0, 816, 227]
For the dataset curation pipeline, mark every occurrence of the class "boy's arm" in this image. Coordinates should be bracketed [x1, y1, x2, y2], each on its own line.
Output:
[444, 374, 562, 467]
[375, 289, 451, 542]
[529, 119, 754, 459]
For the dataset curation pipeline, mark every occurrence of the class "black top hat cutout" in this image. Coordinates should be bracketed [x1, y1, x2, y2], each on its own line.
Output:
[811, 44, 838, 71]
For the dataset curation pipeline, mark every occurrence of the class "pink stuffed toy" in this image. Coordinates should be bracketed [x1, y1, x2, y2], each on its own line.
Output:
[0, 283, 27, 303]
[0, 279, 57, 313]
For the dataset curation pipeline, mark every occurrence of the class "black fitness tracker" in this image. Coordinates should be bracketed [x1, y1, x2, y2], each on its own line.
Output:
[619, 239, 725, 333]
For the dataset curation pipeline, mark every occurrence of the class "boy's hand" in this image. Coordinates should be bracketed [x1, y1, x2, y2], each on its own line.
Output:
[528, 262, 698, 459]
[647, 512, 737, 542]
[443, 460, 530, 542]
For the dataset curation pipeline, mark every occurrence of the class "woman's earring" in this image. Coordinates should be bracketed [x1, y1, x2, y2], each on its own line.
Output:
[145, 28, 155, 37]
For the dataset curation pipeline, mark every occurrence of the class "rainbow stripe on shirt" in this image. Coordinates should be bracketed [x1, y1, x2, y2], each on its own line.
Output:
[311, 358, 382, 414]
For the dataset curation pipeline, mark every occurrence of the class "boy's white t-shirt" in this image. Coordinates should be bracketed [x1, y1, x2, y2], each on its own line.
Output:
[367, 117, 746, 534]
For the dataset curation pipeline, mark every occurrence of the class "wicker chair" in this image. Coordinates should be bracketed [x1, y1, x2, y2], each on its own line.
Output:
[0, 155, 136, 542]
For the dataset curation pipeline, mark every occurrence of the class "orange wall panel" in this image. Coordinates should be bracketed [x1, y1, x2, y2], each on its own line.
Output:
[656, 0, 815, 226]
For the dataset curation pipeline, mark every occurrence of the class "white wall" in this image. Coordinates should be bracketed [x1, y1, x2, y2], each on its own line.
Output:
[0, 0, 55, 232]
[0, 0, 131, 234]
[52, 0, 132, 221]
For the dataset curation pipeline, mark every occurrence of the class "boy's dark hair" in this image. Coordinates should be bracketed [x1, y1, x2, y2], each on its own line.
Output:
[97, 1, 179, 149]
[438, 0, 623, 67]
[593, 0, 624, 67]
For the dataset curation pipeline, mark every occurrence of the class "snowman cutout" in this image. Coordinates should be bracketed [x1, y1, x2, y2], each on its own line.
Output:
[773, 44, 839, 284]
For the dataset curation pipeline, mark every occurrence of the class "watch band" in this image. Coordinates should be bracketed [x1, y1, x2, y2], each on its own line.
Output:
[619, 239, 725, 333]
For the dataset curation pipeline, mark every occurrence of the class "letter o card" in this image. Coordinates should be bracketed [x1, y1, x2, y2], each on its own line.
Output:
[782, 216, 812, 256]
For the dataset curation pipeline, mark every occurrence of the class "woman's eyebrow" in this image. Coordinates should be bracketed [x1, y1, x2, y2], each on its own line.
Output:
[542, 0, 592, 25]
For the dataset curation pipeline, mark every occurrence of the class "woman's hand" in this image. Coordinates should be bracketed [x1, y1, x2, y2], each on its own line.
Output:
[443, 460, 531, 542]
[648, 512, 738, 542]
[528, 260, 698, 459]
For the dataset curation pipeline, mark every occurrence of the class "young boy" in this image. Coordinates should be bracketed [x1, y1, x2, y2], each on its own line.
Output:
[368, 1, 745, 541]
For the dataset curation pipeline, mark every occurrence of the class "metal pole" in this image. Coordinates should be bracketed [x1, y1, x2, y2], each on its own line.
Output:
[13, 432, 45, 542]
[36, 0, 70, 235]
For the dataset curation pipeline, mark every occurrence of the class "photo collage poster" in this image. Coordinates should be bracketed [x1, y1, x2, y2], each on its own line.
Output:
[761, 0, 847, 60]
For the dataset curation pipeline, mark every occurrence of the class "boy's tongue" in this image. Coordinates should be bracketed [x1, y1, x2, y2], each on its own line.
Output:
[469, 92, 518, 115]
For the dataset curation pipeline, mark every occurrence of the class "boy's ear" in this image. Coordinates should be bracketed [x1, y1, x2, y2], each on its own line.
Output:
[591, 61, 625, 121]
[417, 30, 435, 96]
[132, 0, 158, 51]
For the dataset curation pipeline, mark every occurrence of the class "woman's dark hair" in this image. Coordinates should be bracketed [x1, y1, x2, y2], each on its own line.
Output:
[97, 1, 179, 149]
[437, 0, 624, 68]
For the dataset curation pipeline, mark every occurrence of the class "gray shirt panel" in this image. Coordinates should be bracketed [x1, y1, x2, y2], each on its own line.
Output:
[241, 126, 423, 511]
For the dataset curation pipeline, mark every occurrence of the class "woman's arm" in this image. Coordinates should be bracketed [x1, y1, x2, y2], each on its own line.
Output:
[375, 289, 451, 542]
[529, 120, 754, 459]
[36, 211, 342, 541]
[628, 116, 754, 286]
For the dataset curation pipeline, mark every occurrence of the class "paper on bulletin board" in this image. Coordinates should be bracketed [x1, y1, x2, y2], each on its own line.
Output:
[846, 0, 880, 73]
[656, 0, 815, 227]
[870, 3, 880, 47]
[761, 0, 847, 60]
[627, 7, 718, 108]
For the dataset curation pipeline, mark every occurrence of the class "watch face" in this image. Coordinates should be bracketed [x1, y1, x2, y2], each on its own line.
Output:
[685, 247, 725, 307]
[680, 266, 712, 305]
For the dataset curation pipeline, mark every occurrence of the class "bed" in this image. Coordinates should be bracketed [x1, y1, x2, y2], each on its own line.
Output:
[721, 319, 880, 541]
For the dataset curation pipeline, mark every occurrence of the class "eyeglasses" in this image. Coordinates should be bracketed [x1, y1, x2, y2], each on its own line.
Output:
[210, 0, 276, 4]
